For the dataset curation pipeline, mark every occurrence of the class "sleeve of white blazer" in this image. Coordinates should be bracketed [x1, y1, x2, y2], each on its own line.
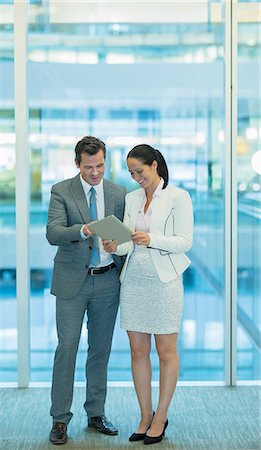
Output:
[148, 189, 193, 254]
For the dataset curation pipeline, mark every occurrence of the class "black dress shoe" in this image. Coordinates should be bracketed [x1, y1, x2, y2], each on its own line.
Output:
[144, 419, 168, 445]
[88, 415, 118, 435]
[129, 411, 155, 442]
[49, 422, 67, 445]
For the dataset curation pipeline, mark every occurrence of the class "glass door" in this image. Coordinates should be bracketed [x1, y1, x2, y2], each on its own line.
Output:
[27, 0, 226, 382]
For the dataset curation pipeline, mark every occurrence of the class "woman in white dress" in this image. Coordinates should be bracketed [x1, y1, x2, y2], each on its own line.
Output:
[103, 144, 193, 445]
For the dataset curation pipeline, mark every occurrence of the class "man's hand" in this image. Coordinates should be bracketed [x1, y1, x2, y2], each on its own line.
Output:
[102, 239, 118, 253]
[82, 224, 94, 237]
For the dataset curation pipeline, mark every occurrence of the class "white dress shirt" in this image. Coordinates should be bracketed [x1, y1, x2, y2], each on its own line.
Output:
[79, 176, 114, 267]
[135, 178, 164, 232]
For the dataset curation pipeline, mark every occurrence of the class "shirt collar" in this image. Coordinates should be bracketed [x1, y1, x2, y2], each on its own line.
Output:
[139, 177, 164, 200]
[152, 178, 164, 197]
[80, 175, 104, 196]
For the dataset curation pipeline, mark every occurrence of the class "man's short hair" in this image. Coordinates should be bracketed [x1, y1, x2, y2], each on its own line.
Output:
[75, 136, 106, 164]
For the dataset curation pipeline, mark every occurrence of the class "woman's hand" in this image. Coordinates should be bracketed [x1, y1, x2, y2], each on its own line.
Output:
[102, 239, 118, 253]
[131, 231, 150, 246]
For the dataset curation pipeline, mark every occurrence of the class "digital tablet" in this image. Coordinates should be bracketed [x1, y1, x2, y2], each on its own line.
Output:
[87, 214, 132, 245]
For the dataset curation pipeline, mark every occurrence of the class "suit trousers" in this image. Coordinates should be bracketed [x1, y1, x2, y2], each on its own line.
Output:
[50, 267, 120, 424]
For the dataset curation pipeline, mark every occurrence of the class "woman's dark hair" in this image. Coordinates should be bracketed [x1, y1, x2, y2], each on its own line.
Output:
[127, 144, 169, 188]
[75, 136, 106, 164]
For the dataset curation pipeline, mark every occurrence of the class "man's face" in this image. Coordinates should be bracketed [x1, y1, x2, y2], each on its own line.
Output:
[76, 149, 105, 185]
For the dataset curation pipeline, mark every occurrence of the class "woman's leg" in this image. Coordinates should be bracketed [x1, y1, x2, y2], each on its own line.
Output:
[128, 331, 154, 433]
[147, 333, 179, 437]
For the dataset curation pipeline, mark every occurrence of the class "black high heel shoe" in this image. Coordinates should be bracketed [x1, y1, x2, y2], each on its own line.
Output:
[129, 411, 155, 442]
[143, 419, 168, 445]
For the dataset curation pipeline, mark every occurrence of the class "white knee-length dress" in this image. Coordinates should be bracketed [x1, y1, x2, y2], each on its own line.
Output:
[120, 245, 184, 334]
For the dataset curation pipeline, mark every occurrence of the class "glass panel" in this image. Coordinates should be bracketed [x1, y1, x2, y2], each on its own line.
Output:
[28, 0, 225, 382]
[237, 3, 261, 380]
[0, 1, 16, 382]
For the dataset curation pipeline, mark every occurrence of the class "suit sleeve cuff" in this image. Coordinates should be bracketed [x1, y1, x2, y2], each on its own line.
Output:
[80, 225, 88, 241]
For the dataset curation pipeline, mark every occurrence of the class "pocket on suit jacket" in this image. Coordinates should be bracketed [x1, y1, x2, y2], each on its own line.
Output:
[54, 251, 74, 263]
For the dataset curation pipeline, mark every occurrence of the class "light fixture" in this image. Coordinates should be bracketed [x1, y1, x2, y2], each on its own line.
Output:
[251, 150, 261, 175]
[217, 130, 224, 143]
[245, 127, 258, 140]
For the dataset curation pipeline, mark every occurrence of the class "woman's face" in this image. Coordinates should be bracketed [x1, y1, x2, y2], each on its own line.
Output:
[127, 157, 159, 190]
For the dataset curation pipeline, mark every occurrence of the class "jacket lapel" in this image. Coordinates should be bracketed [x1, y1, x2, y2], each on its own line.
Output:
[149, 187, 171, 232]
[103, 179, 114, 217]
[70, 174, 90, 223]
[128, 190, 144, 230]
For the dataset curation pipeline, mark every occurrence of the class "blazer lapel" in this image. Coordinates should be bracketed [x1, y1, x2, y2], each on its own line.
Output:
[70, 174, 90, 223]
[149, 187, 171, 232]
[103, 179, 114, 217]
[128, 190, 144, 230]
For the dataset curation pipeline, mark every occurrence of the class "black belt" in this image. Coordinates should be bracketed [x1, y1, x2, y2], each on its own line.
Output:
[88, 262, 116, 275]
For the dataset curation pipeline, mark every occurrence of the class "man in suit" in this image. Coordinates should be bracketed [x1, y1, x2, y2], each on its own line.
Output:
[46, 136, 126, 445]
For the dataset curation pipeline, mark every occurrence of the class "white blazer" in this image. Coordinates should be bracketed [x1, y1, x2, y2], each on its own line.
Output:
[115, 184, 194, 283]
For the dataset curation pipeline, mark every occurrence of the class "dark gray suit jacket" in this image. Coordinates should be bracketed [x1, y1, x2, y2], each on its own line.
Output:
[46, 174, 126, 299]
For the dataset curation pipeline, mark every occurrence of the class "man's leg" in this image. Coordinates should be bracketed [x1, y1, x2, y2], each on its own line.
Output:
[50, 289, 87, 424]
[84, 269, 119, 417]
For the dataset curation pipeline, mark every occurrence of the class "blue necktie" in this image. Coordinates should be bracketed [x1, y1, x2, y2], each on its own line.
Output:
[89, 187, 100, 266]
